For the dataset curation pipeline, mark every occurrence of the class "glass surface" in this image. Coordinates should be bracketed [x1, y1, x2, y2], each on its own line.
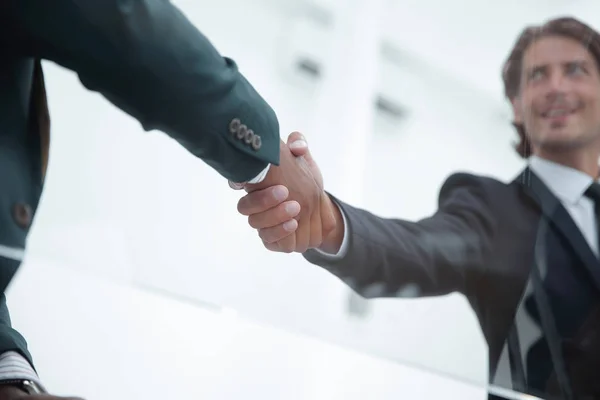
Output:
[23, 1, 600, 399]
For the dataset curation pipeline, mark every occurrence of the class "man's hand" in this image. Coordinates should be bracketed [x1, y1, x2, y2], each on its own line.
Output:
[0, 385, 83, 400]
[236, 132, 336, 253]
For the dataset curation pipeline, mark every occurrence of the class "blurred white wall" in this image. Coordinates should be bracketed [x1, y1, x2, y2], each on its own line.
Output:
[5, 0, 599, 399]
[9, 255, 487, 400]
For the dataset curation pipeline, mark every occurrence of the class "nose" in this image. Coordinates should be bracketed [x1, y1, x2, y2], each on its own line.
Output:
[542, 74, 570, 105]
[546, 68, 569, 94]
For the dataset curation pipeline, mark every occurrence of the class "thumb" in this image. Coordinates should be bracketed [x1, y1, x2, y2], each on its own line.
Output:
[287, 131, 309, 157]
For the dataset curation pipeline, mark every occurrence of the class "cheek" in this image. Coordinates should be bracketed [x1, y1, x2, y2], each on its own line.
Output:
[580, 97, 600, 122]
[589, 107, 600, 131]
[521, 105, 540, 126]
[578, 87, 600, 110]
[590, 98, 600, 115]
[519, 97, 540, 121]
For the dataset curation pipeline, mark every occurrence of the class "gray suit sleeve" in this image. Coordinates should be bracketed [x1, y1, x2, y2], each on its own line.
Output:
[303, 173, 496, 298]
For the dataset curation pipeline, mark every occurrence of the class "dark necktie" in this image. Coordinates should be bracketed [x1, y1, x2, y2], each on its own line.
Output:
[584, 181, 600, 256]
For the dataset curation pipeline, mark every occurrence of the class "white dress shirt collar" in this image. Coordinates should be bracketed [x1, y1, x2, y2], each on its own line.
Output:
[528, 155, 595, 205]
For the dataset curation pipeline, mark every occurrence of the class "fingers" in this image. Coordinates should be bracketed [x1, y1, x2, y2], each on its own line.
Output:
[275, 234, 297, 253]
[258, 219, 298, 244]
[237, 185, 289, 216]
[287, 131, 309, 157]
[248, 200, 300, 229]
[262, 236, 296, 253]
[262, 239, 281, 252]
[243, 193, 334, 254]
[237, 183, 301, 252]
[238, 131, 323, 254]
[250, 192, 334, 253]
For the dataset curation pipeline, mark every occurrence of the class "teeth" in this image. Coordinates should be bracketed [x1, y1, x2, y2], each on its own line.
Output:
[546, 109, 570, 117]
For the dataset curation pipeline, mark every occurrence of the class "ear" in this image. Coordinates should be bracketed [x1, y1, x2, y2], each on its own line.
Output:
[511, 96, 524, 124]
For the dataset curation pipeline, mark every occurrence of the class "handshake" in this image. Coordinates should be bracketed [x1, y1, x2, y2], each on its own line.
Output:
[230, 132, 344, 254]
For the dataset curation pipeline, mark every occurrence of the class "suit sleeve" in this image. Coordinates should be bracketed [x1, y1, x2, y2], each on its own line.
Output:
[0, 293, 33, 369]
[1, 0, 279, 183]
[303, 173, 497, 298]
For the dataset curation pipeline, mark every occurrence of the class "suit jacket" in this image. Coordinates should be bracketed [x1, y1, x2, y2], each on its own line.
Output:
[0, 0, 281, 368]
[304, 170, 600, 399]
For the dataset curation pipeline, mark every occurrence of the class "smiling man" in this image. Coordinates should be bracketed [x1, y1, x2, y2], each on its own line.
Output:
[236, 17, 600, 399]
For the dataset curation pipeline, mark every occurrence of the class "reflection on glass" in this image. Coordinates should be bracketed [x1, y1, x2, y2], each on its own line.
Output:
[232, 14, 600, 400]
[306, 15, 600, 400]
[24, 2, 600, 399]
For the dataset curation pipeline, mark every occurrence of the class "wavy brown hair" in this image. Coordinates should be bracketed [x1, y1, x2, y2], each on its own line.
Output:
[502, 17, 600, 158]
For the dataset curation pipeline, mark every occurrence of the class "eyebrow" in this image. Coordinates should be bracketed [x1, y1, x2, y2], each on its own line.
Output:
[525, 59, 590, 73]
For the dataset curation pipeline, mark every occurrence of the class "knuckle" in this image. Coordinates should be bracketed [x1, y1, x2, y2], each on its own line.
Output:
[259, 226, 286, 244]
[277, 236, 296, 253]
[249, 207, 291, 230]
[264, 241, 278, 252]
[308, 235, 321, 248]
[297, 238, 310, 253]
[258, 228, 274, 243]
[279, 242, 294, 253]
[296, 245, 308, 253]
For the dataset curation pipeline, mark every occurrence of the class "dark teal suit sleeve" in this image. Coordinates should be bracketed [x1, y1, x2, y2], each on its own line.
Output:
[2, 0, 280, 183]
[0, 291, 33, 368]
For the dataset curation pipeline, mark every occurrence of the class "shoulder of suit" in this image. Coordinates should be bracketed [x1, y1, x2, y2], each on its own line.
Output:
[437, 171, 516, 208]
[442, 171, 507, 191]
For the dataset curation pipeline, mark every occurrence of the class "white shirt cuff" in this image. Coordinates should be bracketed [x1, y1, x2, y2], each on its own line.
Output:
[312, 199, 349, 259]
[247, 164, 271, 184]
[229, 164, 271, 190]
[0, 351, 45, 391]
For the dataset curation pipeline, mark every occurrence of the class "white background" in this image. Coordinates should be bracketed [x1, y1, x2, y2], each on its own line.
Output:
[6, 0, 600, 398]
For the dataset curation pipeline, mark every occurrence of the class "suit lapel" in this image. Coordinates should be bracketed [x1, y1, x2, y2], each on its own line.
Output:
[30, 60, 50, 183]
[515, 168, 600, 293]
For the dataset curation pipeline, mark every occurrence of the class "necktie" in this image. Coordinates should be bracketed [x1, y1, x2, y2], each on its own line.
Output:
[585, 181, 600, 203]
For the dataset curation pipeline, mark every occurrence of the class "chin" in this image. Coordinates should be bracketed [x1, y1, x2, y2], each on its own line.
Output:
[535, 136, 588, 152]
[533, 123, 580, 141]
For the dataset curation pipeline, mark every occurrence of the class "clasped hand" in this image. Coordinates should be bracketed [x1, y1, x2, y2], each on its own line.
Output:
[231, 132, 336, 253]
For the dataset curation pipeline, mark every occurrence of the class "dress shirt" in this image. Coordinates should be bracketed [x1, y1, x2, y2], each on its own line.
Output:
[488, 156, 597, 390]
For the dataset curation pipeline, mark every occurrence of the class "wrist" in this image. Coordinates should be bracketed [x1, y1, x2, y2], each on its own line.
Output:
[318, 194, 344, 254]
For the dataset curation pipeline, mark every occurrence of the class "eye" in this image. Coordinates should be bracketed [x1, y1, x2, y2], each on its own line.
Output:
[528, 68, 545, 81]
[566, 63, 586, 75]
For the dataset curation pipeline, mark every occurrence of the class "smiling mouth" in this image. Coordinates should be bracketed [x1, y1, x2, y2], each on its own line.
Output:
[541, 108, 577, 118]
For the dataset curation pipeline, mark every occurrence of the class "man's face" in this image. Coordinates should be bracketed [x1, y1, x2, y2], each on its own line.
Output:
[512, 35, 600, 153]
